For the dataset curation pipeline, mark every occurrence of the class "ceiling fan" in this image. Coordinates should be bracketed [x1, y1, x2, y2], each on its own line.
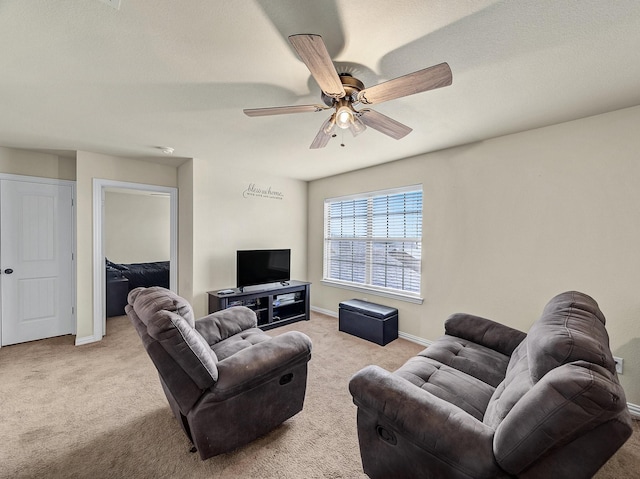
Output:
[243, 34, 452, 149]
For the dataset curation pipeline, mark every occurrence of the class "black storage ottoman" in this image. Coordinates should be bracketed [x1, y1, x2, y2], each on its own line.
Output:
[339, 299, 398, 346]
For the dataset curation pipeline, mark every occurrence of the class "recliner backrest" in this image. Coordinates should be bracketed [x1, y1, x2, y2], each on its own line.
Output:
[131, 285, 195, 325]
[126, 287, 219, 411]
[483, 291, 630, 476]
[492, 360, 629, 476]
[527, 291, 615, 381]
[484, 291, 616, 429]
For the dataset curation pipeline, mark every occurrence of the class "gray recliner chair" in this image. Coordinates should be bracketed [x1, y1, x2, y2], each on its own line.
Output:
[125, 286, 312, 459]
[349, 291, 632, 478]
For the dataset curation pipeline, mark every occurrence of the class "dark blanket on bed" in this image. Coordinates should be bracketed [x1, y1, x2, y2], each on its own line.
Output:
[106, 259, 170, 290]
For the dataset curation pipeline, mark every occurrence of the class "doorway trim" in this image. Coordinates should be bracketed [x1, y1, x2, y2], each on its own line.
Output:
[91, 178, 177, 342]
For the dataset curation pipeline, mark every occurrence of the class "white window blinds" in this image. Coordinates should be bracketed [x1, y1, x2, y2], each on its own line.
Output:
[323, 186, 422, 296]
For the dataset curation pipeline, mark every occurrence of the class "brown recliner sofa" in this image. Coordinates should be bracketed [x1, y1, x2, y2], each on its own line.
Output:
[349, 291, 632, 478]
[126, 286, 312, 459]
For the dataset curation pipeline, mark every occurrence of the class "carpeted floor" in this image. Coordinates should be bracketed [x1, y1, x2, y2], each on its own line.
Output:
[1, 312, 638, 478]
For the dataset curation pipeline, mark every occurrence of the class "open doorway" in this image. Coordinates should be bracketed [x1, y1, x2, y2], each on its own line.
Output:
[92, 179, 177, 339]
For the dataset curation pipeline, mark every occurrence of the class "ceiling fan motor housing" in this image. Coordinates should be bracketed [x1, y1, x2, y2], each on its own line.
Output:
[321, 73, 365, 106]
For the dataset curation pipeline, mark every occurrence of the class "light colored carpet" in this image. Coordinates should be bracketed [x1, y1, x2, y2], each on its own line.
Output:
[0, 312, 638, 478]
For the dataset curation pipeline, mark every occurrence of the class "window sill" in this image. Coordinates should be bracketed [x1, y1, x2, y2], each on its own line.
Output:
[321, 279, 424, 304]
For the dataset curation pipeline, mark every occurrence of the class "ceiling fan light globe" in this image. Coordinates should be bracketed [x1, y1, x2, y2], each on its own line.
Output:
[336, 106, 353, 129]
[349, 117, 367, 137]
[322, 114, 337, 135]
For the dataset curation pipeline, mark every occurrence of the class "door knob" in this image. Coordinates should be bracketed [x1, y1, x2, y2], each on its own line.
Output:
[3, 269, 13, 274]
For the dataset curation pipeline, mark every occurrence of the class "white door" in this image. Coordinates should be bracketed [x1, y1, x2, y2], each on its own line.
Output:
[1, 179, 74, 346]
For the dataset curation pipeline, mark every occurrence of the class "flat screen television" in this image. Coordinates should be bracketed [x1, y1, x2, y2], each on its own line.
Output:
[236, 249, 291, 289]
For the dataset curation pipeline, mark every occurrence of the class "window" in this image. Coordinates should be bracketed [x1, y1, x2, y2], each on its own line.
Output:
[323, 186, 423, 301]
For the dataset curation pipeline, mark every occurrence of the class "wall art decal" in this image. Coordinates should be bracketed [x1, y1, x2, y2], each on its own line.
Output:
[243, 183, 284, 200]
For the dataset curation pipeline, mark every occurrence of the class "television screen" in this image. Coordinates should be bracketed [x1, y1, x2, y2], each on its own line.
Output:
[236, 249, 291, 289]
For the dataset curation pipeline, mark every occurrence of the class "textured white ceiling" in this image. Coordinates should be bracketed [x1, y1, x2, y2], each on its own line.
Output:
[1, 0, 639, 180]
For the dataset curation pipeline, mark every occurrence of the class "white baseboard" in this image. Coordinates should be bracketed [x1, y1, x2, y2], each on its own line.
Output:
[627, 402, 640, 417]
[75, 335, 100, 346]
[398, 331, 432, 348]
[311, 306, 338, 318]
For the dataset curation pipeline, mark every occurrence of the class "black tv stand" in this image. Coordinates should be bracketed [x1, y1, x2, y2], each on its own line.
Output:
[207, 280, 310, 331]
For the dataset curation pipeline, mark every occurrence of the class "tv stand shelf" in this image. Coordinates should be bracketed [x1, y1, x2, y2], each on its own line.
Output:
[207, 281, 310, 330]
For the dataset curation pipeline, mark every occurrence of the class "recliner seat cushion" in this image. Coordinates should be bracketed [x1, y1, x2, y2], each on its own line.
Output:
[418, 335, 512, 387]
[211, 327, 272, 361]
[395, 355, 496, 420]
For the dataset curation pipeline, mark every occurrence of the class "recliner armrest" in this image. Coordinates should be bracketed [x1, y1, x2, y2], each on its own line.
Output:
[349, 365, 502, 478]
[445, 313, 526, 356]
[195, 306, 258, 345]
[210, 331, 312, 401]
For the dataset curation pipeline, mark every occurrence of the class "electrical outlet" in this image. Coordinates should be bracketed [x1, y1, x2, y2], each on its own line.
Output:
[614, 356, 624, 374]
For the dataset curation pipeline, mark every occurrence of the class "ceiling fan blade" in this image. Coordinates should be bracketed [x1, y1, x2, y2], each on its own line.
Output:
[288, 34, 345, 100]
[255, 1, 346, 59]
[357, 62, 452, 105]
[310, 117, 334, 149]
[243, 104, 329, 117]
[357, 109, 412, 140]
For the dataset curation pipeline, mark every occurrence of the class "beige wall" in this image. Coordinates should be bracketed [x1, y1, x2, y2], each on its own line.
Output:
[75, 151, 178, 339]
[186, 157, 308, 317]
[2, 146, 307, 342]
[104, 190, 170, 263]
[308, 105, 640, 405]
[177, 159, 195, 305]
[0, 146, 75, 180]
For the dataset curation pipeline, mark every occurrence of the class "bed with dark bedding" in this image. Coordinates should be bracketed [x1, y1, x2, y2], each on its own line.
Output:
[106, 259, 170, 317]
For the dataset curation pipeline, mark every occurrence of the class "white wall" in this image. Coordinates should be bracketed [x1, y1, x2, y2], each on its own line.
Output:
[182, 157, 308, 318]
[308, 105, 640, 405]
[104, 190, 170, 263]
